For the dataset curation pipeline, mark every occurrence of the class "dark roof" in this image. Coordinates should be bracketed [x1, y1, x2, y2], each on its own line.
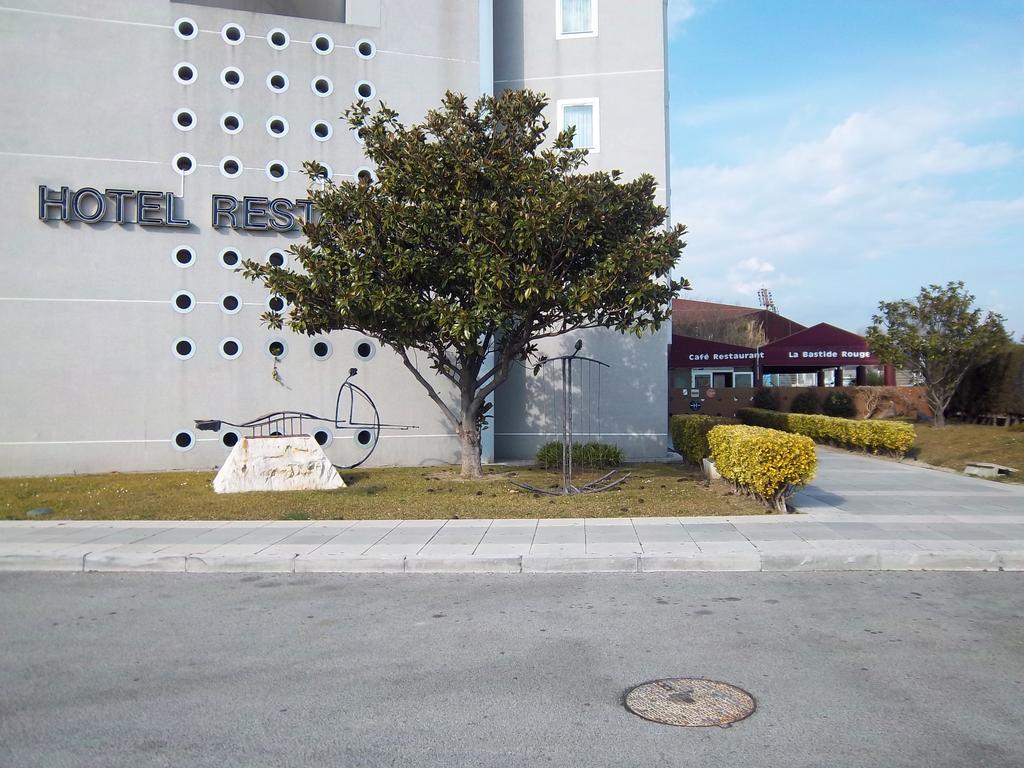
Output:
[668, 334, 761, 368]
[671, 298, 806, 343]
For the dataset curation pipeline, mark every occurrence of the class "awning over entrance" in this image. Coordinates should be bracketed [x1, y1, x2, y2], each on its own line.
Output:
[668, 335, 761, 368]
[760, 323, 879, 368]
[670, 323, 879, 371]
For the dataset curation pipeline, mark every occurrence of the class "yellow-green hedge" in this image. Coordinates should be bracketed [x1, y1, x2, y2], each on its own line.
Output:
[670, 415, 733, 464]
[708, 425, 816, 512]
[737, 408, 915, 456]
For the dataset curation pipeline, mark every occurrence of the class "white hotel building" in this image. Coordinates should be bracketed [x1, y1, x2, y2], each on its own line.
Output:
[0, 0, 672, 475]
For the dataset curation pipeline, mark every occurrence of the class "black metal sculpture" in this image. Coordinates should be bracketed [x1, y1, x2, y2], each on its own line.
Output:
[512, 340, 630, 496]
[195, 368, 414, 468]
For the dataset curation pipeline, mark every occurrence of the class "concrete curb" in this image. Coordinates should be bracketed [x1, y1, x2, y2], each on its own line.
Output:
[3, 549, 1023, 573]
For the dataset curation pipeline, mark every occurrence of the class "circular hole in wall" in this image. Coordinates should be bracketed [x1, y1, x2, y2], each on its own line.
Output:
[174, 17, 198, 40]
[311, 340, 332, 360]
[354, 339, 376, 360]
[356, 429, 373, 446]
[356, 38, 376, 59]
[172, 245, 195, 268]
[313, 429, 333, 447]
[311, 164, 333, 183]
[312, 33, 334, 54]
[266, 295, 287, 313]
[311, 76, 333, 96]
[355, 80, 375, 100]
[221, 22, 244, 44]
[173, 62, 197, 85]
[172, 290, 195, 313]
[265, 161, 288, 181]
[219, 247, 241, 269]
[219, 337, 243, 359]
[173, 108, 196, 131]
[267, 28, 290, 49]
[172, 152, 196, 175]
[173, 430, 195, 451]
[220, 293, 242, 314]
[221, 67, 244, 89]
[173, 337, 195, 360]
[222, 430, 241, 448]
[221, 112, 243, 134]
[220, 156, 243, 178]
[311, 120, 332, 141]
[266, 116, 289, 137]
[267, 71, 289, 92]
[266, 249, 287, 268]
[355, 166, 375, 184]
[352, 127, 366, 145]
[267, 339, 288, 359]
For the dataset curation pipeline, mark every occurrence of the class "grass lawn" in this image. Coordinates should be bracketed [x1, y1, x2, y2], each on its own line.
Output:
[909, 423, 1024, 481]
[0, 463, 767, 521]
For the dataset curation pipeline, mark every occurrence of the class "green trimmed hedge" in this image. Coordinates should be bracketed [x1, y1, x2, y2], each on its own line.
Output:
[737, 407, 915, 457]
[670, 415, 733, 464]
[535, 441, 622, 470]
[707, 425, 816, 512]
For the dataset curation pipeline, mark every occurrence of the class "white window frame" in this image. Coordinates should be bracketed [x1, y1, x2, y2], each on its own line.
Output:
[556, 97, 600, 153]
[556, 0, 598, 39]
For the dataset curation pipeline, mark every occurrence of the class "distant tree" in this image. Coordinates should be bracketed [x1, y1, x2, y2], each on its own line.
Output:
[865, 282, 1011, 427]
[243, 89, 688, 477]
[674, 311, 768, 348]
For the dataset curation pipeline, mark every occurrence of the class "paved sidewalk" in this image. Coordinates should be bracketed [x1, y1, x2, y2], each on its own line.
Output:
[2, 449, 1021, 573]
[795, 447, 1024, 516]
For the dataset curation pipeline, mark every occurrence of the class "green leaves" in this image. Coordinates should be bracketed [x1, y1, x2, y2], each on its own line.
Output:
[244, 88, 688, 466]
[865, 281, 1011, 425]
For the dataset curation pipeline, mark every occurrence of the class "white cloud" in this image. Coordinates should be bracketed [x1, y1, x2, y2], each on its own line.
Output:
[667, 0, 697, 37]
[672, 104, 1024, 312]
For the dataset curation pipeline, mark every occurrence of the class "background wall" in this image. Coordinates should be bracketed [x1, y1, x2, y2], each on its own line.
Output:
[0, 0, 478, 475]
[491, 0, 672, 460]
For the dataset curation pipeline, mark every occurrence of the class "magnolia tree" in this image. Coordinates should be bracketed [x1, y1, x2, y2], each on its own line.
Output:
[865, 281, 1010, 427]
[244, 89, 688, 477]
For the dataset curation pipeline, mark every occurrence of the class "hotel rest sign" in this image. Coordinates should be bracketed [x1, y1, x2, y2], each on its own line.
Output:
[38, 185, 315, 231]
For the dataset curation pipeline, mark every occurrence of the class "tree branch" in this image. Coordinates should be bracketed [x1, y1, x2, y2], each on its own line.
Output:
[397, 348, 460, 427]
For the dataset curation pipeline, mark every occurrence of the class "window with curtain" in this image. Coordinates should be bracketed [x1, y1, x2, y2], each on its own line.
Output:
[560, 0, 593, 35]
[563, 103, 594, 148]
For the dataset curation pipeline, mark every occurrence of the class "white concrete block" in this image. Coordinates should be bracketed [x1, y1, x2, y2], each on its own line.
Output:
[521, 555, 639, 573]
[185, 554, 296, 572]
[640, 552, 762, 572]
[294, 555, 406, 573]
[84, 553, 187, 572]
[405, 556, 522, 573]
[213, 436, 345, 493]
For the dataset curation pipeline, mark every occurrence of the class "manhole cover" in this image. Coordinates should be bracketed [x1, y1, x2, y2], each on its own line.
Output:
[625, 678, 755, 727]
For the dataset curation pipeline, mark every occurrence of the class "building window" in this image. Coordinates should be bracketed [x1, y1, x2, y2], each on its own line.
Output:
[557, 0, 598, 38]
[557, 98, 599, 151]
[734, 372, 754, 388]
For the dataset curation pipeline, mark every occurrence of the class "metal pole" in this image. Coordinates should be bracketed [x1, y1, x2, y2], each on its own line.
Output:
[567, 357, 574, 492]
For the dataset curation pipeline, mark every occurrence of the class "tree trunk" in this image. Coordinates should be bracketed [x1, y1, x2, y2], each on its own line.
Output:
[458, 421, 483, 478]
[927, 389, 947, 427]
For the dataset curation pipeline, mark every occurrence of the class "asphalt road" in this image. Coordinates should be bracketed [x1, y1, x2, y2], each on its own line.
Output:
[2, 572, 1023, 768]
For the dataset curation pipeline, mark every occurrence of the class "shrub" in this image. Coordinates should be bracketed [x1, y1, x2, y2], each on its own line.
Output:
[822, 391, 856, 418]
[751, 387, 780, 411]
[535, 441, 622, 470]
[707, 425, 816, 512]
[789, 391, 821, 414]
[670, 415, 732, 464]
[737, 408, 916, 457]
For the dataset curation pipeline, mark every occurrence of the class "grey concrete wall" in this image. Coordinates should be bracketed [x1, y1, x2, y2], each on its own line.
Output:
[492, 0, 671, 460]
[0, 0, 671, 476]
[0, 0, 478, 475]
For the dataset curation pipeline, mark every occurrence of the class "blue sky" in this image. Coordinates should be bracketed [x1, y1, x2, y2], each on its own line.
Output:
[665, 0, 1023, 337]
